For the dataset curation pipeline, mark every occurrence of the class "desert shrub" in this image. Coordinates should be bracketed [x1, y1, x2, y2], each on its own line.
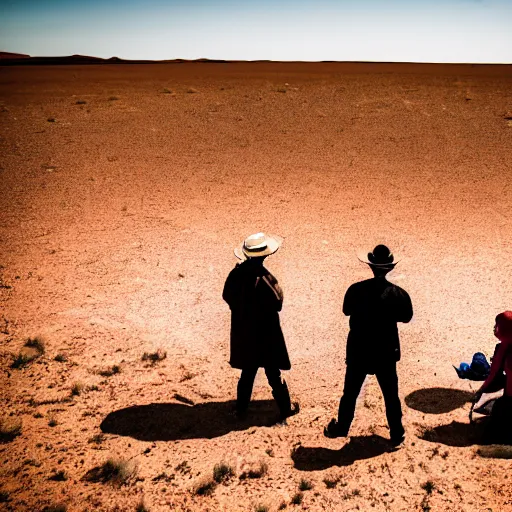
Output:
[193, 477, 217, 496]
[298, 478, 313, 491]
[48, 416, 58, 427]
[291, 492, 303, 505]
[54, 354, 68, 362]
[141, 350, 167, 364]
[240, 461, 268, 479]
[84, 457, 137, 485]
[99, 365, 121, 377]
[213, 461, 234, 483]
[0, 418, 22, 443]
[11, 337, 45, 369]
[175, 460, 191, 474]
[135, 498, 150, 512]
[49, 469, 68, 481]
[70, 382, 84, 396]
[11, 352, 35, 368]
[323, 475, 340, 489]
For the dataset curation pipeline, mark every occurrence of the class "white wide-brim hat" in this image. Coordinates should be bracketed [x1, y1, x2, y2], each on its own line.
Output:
[234, 232, 283, 260]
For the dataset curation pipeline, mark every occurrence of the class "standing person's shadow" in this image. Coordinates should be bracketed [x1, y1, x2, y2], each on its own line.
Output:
[100, 400, 279, 441]
[291, 435, 395, 471]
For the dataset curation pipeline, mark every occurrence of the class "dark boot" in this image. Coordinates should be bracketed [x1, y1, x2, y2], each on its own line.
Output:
[272, 380, 299, 420]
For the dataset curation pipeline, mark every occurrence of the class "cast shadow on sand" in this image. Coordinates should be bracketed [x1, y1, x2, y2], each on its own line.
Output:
[100, 400, 279, 441]
[291, 435, 394, 471]
[405, 387, 474, 414]
[419, 420, 486, 447]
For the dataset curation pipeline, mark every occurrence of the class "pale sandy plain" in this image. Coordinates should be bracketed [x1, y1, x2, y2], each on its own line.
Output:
[1, 61, 512, 512]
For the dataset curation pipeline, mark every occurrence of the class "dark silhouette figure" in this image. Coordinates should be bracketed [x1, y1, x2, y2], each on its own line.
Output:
[223, 232, 299, 421]
[475, 311, 512, 445]
[325, 244, 413, 446]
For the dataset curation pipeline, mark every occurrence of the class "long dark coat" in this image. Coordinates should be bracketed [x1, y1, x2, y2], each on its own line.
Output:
[343, 277, 413, 367]
[222, 260, 291, 370]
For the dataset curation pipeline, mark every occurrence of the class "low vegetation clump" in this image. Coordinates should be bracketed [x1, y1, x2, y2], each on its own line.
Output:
[193, 477, 217, 496]
[99, 364, 122, 377]
[298, 478, 313, 491]
[323, 475, 341, 489]
[255, 505, 269, 512]
[84, 458, 137, 485]
[0, 490, 9, 502]
[49, 469, 68, 481]
[48, 416, 58, 427]
[240, 461, 268, 480]
[141, 349, 167, 364]
[291, 492, 303, 505]
[54, 353, 68, 362]
[70, 382, 84, 396]
[135, 498, 150, 512]
[0, 418, 22, 443]
[11, 336, 45, 368]
[213, 461, 235, 483]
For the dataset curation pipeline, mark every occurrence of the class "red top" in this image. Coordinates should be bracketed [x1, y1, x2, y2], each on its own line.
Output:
[481, 311, 512, 397]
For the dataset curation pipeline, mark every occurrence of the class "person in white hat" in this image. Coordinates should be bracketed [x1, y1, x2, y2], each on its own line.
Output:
[324, 244, 413, 446]
[223, 232, 299, 422]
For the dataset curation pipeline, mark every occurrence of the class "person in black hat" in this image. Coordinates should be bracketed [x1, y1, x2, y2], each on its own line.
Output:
[223, 232, 299, 422]
[324, 244, 413, 446]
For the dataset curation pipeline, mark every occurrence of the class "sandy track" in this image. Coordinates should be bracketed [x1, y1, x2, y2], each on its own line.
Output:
[1, 62, 512, 511]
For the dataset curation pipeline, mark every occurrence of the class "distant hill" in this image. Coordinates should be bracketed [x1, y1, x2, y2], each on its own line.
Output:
[0, 53, 233, 65]
[0, 52, 30, 60]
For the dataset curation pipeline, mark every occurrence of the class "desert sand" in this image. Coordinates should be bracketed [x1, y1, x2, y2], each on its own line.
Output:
[1, 61, 512, 512]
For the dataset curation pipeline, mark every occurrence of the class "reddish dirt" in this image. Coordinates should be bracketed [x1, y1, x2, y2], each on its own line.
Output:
[1, 62, 512, 512]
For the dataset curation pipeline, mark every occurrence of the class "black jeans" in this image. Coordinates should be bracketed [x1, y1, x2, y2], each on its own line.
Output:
[337, 362, 404, 438]
[237, 367, 291, 415]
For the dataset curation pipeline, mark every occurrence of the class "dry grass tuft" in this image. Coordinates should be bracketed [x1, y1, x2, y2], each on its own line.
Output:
[193, 477, 217, 496]
[84, 457, 137, 485]
[141, 349, 167, 364]
[70, 382, 84, 396]
[135, 498, 150, 512]
[291, 492, 303, 505]
[88, 433, 106, 444]
[240, 460, 268, 479]
[99, 364, 122, 377]
[0, 418, 22, 443]
[11, 336, 45, 369]
[213, 461, 235, 483]
[421, 480, 436, 495]
[323, 475, 341, 489]
[48, 416, 58, 427]
[298, 478, 313, 491]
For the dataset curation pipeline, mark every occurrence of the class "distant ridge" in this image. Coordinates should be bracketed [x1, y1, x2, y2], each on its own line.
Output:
[0, 54, 232, 65]
[0, 53, 510, 68]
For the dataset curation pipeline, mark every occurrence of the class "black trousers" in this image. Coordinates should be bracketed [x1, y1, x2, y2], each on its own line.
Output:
[337, 362, 404, 438]
[237, 367, 291, 415]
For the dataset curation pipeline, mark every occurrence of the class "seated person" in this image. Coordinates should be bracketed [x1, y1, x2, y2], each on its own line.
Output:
[476, 311, 512, 444]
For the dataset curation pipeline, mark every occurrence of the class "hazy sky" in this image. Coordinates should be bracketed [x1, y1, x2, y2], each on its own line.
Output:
[1, 0, 511, 63]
